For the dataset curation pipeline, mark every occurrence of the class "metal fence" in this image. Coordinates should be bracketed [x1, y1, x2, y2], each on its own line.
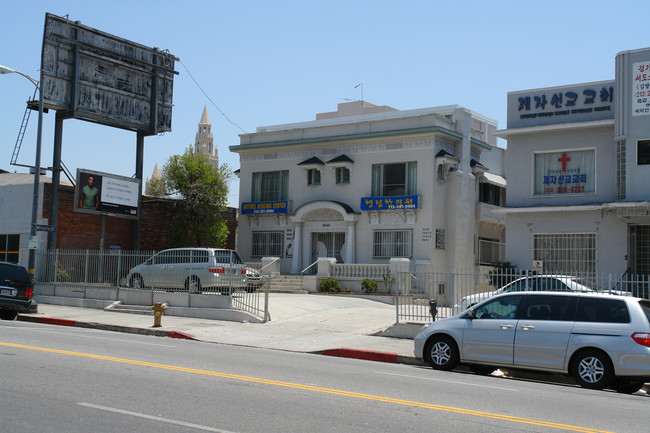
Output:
[395, 268, 650, 324]
[33, 249, 269, 321]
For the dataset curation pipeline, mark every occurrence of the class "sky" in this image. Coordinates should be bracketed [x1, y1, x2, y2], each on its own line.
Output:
[1, 0, 647, 207]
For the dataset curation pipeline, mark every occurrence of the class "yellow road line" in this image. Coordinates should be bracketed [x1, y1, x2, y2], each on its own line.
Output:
[1, 341, 613, 433]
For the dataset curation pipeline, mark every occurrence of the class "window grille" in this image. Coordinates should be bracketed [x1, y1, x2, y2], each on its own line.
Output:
[373, 229, 412, 258]
[533, 233, 596, 275]
[435, 229, 446, 249]
[616, 140, 626, 200]
[252, 231, 284, 257]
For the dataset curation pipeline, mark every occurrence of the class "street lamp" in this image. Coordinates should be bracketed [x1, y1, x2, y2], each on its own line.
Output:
[0, 64, 45, 280]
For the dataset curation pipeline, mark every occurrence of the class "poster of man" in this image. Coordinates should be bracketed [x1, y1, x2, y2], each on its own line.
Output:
[78, 172, 103, 211]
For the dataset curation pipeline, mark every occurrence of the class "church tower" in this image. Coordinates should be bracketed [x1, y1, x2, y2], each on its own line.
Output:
[195, 105, 218, 168]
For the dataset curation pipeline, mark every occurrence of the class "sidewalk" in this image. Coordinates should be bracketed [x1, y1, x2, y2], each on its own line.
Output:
[18, 294, 424, 365]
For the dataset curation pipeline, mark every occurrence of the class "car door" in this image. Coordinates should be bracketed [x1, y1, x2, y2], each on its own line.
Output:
[513, 294, 577, 370]
[462, 294, 523, 365]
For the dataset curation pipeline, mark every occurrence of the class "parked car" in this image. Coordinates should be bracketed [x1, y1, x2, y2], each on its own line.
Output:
[0, 262, 34, 320]
[126, 248, 263, 293]
[454, 275, 601, 311]
[415, 291, 650, 393]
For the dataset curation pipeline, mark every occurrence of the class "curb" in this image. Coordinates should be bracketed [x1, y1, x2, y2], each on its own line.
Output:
[16, 314, 198, 340]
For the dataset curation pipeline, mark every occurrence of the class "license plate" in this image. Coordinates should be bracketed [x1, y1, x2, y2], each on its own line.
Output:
[0, 288, 16, 297]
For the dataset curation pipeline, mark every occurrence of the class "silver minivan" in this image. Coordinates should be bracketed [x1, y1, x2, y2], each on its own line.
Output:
[126, 248, 262, 293]
[414, 292, 650, 393]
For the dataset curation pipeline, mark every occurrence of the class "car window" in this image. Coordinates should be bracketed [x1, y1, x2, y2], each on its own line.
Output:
[0, 264, 29, 283]
[536, 277, 571, 292]
[214, 251, 232, 264]
[520, 295, 577, 321]
[154, 251, 172, 265]
[575, 298, 630, 323]
[474, 295, 523, 320]
[502, 278, 531, 293]
[639, 300, 650, 324]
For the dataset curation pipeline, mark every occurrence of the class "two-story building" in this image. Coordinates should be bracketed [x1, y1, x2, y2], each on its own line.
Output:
[230, 101, 505, 275]
[496, 47, 650, 280]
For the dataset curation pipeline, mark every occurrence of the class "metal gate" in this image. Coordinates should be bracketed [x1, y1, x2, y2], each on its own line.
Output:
[311, 232, 345, 264]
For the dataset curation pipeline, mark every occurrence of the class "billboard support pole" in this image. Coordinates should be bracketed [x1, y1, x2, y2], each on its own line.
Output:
[134, 131, 145, 250]
[48, 113, 65, 250]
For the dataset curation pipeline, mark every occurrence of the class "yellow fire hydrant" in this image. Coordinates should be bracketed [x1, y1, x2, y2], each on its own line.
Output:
[151, 302, 168, 327]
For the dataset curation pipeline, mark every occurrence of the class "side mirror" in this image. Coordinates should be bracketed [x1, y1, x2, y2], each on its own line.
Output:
[465, 308, 477, 319]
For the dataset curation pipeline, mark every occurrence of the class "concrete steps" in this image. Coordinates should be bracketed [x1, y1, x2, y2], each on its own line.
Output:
[266, 275, 308, 293]
[104, 301, 155, 315]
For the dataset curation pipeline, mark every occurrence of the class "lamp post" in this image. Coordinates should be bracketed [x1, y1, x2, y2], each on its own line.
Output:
[0, 64, 45, 280]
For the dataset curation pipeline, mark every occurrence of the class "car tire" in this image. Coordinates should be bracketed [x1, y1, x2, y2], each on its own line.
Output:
[0, 309, 18, 320]
[186, 276, 201, 294]
[424, 335, 459, 371]
[245, 286, 257, 293]
[469, 365, 496, 375]
[129, 274, 144, 289]
[571, 349, 613, 390]
[611, 379, 645, 394]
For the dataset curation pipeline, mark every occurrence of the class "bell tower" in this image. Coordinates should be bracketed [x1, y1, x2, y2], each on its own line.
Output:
[195, 105, 218, 168]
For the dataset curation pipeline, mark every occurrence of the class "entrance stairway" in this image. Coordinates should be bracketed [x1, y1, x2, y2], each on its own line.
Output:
[265, 275, 308, 293]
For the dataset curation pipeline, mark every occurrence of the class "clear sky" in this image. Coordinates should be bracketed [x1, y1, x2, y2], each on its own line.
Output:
[1, 1, 646, 207]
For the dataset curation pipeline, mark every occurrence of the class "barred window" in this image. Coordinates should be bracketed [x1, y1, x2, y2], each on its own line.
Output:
[533, 233, 596, 275]
[436, 229, 446, 249]
[373, 229, 412, 258]
[252, 231, 284, 257]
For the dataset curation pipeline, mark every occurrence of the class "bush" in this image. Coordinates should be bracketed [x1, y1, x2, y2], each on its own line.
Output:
[361, 278, 378, 293]
[319, 277, 342, 292]
[382, 271, 395, 294]
[57, 269, 71, 282]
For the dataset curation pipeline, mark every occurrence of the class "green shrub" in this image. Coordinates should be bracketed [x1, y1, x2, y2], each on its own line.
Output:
[382, 271, 395, 294]
[57, 269, 71, 282]
[319, 277, 342, 292]
[361, 278, 378, 293]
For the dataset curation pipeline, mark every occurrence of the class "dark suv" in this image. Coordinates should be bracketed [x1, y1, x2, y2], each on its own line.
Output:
[0, 262, 34, 320]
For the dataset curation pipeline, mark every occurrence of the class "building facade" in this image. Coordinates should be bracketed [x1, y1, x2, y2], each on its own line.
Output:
[497, 47, 650, 278]
[230, 101, 505, 274]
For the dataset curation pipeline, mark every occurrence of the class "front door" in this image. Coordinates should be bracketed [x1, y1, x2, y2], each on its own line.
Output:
[311, 232, 345, 264]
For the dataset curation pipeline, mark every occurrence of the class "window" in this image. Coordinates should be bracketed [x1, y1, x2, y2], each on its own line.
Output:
[435, 229, 446, 250]
[336, 167, 350, 184]
[251, 171, 289, 202]
[474, 295, 523, 320]
[638, 139, 650, 165]
[372, 162, 416, 196]
[0, 234, 19, 263]
[534, 149, 595, 195]
[521, 295, 577, 321]
[252, 231, 284, 257]
[307, 169, 321, 186]
[437, 165, 447, 182]
[479, 183, 502, 206]
[576, 298, 630, 323]
[373, 229, 412, 258]
[533, 233, 596, 275]
[616, 140, 626, 199]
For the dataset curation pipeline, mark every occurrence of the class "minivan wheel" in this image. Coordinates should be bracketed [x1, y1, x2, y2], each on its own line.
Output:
[571, 350, 613, 390]
[424, 335, 459, 371]
[0, 309, 18, 320]
[129, 274, 144, 289]
[611, 379, 645, 394]
[186, 276, 201, 293]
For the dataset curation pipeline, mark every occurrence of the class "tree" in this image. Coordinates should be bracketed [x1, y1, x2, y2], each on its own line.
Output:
[159, 146, 232, 247]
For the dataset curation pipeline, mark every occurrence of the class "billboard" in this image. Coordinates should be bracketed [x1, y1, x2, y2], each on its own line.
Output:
[75, 169, 140, 219]
[41, 13, 178, 135]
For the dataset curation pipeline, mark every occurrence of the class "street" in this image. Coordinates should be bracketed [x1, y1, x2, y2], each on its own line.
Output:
[1, 320, 647, 433]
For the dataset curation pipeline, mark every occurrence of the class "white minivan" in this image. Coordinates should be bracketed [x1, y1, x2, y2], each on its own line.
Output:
[126, 248, 262, 293]
[414, 291, 650, 393]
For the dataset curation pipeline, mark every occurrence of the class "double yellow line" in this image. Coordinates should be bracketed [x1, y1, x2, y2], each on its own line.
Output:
[1, 342, 613, 433]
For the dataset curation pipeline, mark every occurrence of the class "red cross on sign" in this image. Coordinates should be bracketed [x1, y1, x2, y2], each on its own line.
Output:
[558, 153, 571, 172]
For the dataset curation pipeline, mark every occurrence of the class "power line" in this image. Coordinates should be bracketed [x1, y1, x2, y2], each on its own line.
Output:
[179, 60, 248, 134]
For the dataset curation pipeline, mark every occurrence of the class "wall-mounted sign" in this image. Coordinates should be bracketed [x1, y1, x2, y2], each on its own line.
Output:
[360, 195, 419, 211]
[633, 61, 650, 116]
[507, 81, 615, 128]
[533, 149, 595, 196]
[74, 169, 140, 219]
[241, 201, 289, 214]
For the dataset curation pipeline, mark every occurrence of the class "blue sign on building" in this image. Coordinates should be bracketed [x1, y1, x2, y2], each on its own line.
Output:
[360, 195, 419, 211]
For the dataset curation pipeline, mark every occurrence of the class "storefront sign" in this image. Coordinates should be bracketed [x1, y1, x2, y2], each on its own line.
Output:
[633, 61, 650, 116]
[360, 195, 419, 210]
[534, 149, 595, 195]
[507, 81, 615, 128]
[241, 201, 289, 214]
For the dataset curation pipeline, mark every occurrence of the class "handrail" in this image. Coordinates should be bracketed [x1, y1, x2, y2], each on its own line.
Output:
[259, 257, 281, 275]
[300, 260, 318, 293]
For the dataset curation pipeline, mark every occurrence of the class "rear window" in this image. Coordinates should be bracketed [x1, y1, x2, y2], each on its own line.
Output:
[0, 263, 30, 283]
[575, 297, 630, 323]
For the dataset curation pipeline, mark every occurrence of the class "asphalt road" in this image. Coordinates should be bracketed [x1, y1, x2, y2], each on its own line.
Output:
[1, 320, 647, 433]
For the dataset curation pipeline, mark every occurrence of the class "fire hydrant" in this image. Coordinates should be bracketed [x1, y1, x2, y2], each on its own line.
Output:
[151, 302, 168, 327]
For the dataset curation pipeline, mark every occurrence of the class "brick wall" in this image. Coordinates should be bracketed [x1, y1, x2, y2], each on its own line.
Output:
[43, 183, 237, 251]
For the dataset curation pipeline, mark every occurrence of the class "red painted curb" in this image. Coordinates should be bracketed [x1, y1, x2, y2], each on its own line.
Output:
[37, 317, 77, 327]
[322, 348, 398, 363]
[166, 331, 197, 340]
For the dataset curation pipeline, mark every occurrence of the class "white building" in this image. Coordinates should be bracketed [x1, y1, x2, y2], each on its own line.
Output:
[496, 47, 650, 280]
[230, 101, 505, 275]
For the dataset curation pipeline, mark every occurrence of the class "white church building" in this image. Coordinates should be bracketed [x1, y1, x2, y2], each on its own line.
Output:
[230, 101, 506, 275]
